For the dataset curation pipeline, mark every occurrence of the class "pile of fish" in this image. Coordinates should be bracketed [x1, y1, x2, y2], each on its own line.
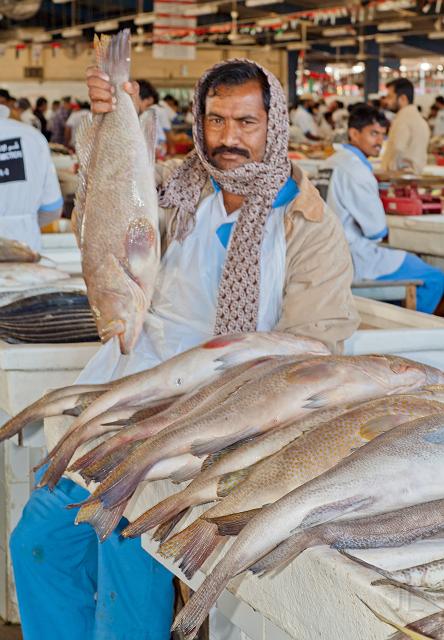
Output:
[2, 331, 444, 640]
[0, 291, 99, 344]
[74, 28, 159, 354]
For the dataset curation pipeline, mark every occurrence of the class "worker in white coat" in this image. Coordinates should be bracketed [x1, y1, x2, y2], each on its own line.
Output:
[324, 103, 444, 314]
[0, 104, 63, 250]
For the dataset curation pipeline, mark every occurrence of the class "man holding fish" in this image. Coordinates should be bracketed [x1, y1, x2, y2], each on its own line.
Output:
[10, 30, 360, 640]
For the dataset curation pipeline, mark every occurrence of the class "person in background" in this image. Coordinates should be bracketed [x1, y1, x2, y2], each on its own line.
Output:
[329, 100, 349, 129]
[16, 98, 40, 130]
[0, 88, 11, 106]
[50, 96, 72, 145]
[289, 94, 321, 141]
[433, 96, 444, 137]
[324, 103, 444, 314]
[0, 103, 63, 250]
[64, 101, 90, 149]
[34, 97, 50, 141]
[380, 78, 430, 175]
[312, 102, 333, 139]
[136, 80, 168, 159]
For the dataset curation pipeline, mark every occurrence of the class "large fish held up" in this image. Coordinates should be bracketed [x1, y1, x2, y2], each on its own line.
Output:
[74, 29, 159, 354]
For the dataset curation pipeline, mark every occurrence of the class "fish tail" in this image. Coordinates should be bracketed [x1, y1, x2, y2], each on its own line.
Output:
[75, 499, 126, 542]
[249, 530, 313, 576]
[95, 29, 130, 85]
[37, 441, 79, 490]
[206, 508, 262, 536]
[172, 560, 233, 640]
[73, 441, 139, 482]
[95, 465, 147, 509]
[159, 519, 222, 579]
[122, 492, 191, 538]
[152, 509, 190, 543]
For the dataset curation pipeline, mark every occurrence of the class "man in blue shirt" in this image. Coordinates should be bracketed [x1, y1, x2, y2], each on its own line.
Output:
[324, 103, 444, 314]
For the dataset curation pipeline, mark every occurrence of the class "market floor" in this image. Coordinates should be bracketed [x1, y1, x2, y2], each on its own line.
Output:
[0, 620, 21, 640]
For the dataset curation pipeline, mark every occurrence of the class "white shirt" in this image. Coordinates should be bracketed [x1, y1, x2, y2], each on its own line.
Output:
[21, 109, 40, 130]
[140, 108, 166, 148]
[65, 109, 90, 146]
[323, 145, 405, 280]
[0, 109, 63, 250]
[152, 103, 172, 133]
[290, 106, 319, 137]
[79, 186, 288, 382]
[434, 110, 444, 137]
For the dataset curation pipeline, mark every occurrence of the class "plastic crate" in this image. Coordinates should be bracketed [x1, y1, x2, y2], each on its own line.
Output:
[379, 185, 442, 216]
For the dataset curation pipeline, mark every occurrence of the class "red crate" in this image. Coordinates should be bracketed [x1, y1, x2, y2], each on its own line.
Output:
[379, 185, 442, 215]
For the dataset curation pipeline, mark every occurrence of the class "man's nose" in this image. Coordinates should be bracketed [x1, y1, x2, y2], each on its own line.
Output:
[220, 120, 240, 146]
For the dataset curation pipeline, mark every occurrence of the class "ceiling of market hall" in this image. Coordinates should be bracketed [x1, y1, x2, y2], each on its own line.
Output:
[0, 0, 443, 62]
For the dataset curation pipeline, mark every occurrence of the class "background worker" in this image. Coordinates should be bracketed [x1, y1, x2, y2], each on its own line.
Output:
[380, 77, 430, 175]
[324, 103, 444, 314]
[0, 103, 63, 250]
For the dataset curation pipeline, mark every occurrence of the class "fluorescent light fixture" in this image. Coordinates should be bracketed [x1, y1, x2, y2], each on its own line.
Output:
[33, 32, 52, 43]
[245, 0, 282, 6]
[420, 61, 432, 70]
[52, 0, 72, 3]
[322, 26, 355, 37]
[256, 16, 281, 26]
[95, 20, 119, 32]
[134, 13, 155, 26]
[183, 3, 218, 15]
[61, 27, 82, 38]
[429, 31, 444, 39]
[274, 31, 300, 41]
[377, 20, 412, 31]
[375, 33, 402, 43]
[331, 38, 356, 47]
[352, 62, 365, 73]
[376, 0, 414, 10]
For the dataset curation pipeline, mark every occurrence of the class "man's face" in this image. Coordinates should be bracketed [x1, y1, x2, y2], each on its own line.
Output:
[385, 85, 400, 112]
[203, 80, 268, 171]
[349, 121, 386, 157]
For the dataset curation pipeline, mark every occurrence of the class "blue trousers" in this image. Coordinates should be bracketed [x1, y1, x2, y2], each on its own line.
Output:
[377, 253, 444, 314]
[9, 468, 174, 640]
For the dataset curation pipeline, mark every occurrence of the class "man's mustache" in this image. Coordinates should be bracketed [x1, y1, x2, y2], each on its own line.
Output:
[212, 146, 250, 159]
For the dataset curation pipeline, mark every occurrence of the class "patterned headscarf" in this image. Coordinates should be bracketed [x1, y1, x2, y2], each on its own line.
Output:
[159, 59, 291, 335]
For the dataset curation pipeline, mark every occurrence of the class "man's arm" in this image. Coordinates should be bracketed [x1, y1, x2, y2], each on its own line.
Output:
[276, 206, 360, 354]
[381, 115, 411, 172]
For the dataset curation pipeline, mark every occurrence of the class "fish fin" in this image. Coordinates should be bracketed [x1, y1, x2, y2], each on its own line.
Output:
[75, 499, 126, 542]
[37, 441, 79, 490]
[70, 440, 138, 479]
[94, 464, 147, 510]
[302, 391, 332, 410]
[360, 415, 412, 441]
[423, 426, 444, 445]
[122, 492, 189, 538]
[159, 519, 222, 579]
[73, 113, 97, 247]
[217, 468, 252, 498]
[152, 509, 190, 544]
[249, 532, 311, 576]
[95, 29, 130, 85]
[201, 435, 261, 472]
[169, 462, 202, 484]
[298, 496, 375, 530]
[140, 108, 157, 165]
[125, 218, 157, 284]
[190, 427, 259, 458]
[206, 508, 262, 536]
[357, 597, 433, 640]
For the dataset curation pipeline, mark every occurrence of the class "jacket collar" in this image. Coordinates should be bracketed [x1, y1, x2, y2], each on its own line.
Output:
[199, 159, 323, 223]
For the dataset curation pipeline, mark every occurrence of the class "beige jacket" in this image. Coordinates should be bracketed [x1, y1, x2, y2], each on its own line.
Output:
[156, 160, 360, 353]
[380, 104, 430, 175]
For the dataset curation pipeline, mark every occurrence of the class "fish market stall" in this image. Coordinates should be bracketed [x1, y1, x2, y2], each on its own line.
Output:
[386, 214, 444, 274]
[38, 298, 444, 640]
[41, 232, 82, 276]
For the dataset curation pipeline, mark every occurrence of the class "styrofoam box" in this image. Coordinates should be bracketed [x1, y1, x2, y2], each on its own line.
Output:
[387, 214, 444, 257]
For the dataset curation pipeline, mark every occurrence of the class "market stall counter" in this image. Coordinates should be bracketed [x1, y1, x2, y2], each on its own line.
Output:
[40, 297, 444, 640]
